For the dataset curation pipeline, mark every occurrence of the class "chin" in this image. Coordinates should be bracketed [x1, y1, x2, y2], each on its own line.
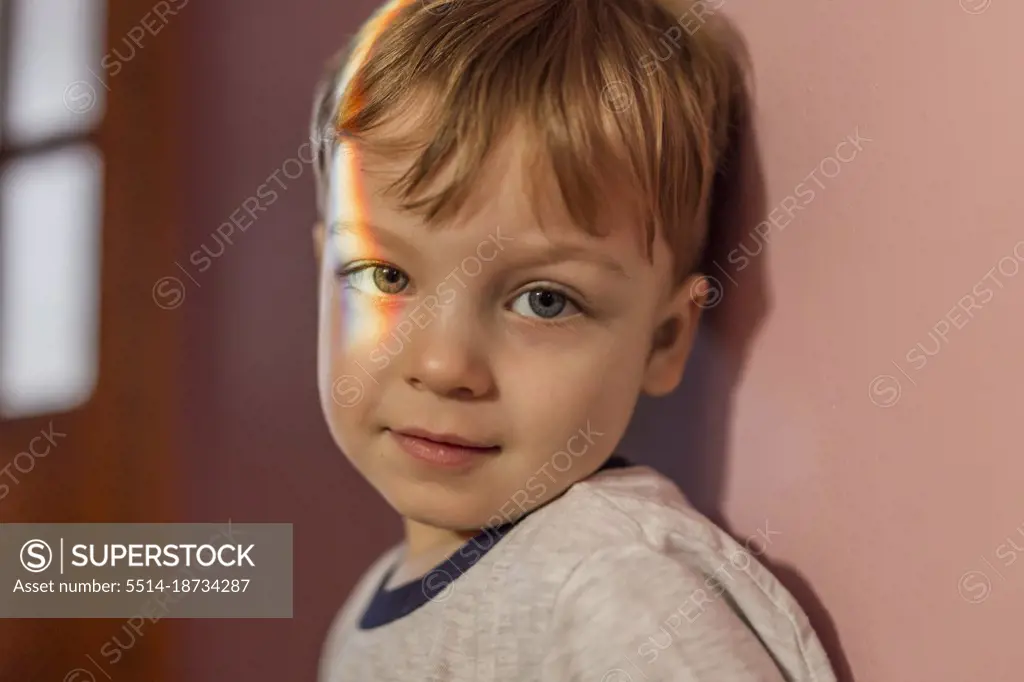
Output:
[388, 483, 500, 533]
[403, 509, 486, 534]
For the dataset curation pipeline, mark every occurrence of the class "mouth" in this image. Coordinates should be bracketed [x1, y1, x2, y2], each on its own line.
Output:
[386, 427, 501, 468]
[391, 426, 500, 449]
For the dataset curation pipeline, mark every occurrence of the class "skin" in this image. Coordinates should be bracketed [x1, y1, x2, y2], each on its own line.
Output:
[314, 124, 708, 587]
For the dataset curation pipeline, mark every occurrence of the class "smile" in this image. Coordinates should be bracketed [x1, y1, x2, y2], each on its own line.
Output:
[387, 428, 501, 468]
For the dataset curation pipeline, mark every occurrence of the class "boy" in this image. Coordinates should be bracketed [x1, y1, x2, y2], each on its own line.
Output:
[312, 0, 838, 680]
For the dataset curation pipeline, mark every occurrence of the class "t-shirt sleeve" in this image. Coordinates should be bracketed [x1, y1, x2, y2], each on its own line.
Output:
[540, 544, 788, 682]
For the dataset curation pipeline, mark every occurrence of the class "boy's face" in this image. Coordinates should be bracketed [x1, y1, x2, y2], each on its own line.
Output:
[316, 126, 703, 532]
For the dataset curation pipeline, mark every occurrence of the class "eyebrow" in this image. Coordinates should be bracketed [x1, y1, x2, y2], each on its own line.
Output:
[330, 220, 629, 278]
[330, 219, 414, 254]
[507, 241, 630, 278]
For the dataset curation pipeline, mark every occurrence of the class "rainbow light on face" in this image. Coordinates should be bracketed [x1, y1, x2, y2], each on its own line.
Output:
[325, 0, 418, 352]
[327, 141, 399, 352]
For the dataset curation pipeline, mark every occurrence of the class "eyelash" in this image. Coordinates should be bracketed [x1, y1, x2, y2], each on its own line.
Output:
[335, 261, 410, 292]
[334, 261, 590, 325]
[513, 289, 588, 330]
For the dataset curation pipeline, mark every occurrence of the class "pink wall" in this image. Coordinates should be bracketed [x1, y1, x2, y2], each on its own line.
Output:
[177, 1, 1024, 680]
[625, 1, 1024, 680]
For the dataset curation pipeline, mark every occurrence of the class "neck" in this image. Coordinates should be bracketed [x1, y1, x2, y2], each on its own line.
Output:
[402, 518, 479, 564]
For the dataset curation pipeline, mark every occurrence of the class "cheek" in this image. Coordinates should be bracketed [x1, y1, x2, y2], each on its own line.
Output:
[318, 273, 395, 373]
[317, 278, 385, 450]
[500, 329, 648, 458]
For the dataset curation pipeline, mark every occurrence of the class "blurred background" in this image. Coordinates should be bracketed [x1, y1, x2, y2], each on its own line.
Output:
[0, 0, 1022, 680]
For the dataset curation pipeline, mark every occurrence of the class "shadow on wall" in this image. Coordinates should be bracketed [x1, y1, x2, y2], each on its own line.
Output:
[618, 20, 855, 682]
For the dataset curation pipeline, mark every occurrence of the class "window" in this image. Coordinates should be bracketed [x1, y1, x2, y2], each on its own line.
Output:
[0, 0, 107, 418]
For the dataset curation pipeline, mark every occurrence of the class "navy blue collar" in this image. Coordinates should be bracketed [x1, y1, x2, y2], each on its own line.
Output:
[358, 454, 634, 629]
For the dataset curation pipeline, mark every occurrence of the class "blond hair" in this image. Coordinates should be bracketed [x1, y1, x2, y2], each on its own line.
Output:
[311, 0, 742, 285]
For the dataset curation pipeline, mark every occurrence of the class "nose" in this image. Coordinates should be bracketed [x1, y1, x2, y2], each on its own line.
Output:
[402, 304, 495, 400]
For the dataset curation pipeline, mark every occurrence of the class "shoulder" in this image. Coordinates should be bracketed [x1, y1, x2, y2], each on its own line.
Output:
[318, 542, 402, 679]
[531, 467, 836, 682]
[509, 466, 729, 622]
[541, 542, 786, 682]
[530, 464, 722, 554]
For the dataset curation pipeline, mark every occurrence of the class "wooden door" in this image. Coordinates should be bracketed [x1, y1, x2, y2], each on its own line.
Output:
[0, 1, 183, 678]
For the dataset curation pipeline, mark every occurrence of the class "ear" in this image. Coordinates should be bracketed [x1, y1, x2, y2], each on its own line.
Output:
[313, 221, 325, 264]
[641, 274, 709, 397]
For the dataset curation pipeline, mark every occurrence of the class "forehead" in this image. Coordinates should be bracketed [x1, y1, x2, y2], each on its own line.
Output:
[328, 125, 651, 262]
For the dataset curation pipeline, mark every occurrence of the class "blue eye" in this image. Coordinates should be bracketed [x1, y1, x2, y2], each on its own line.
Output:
[510, 288, 581, 320]
[336, 263, 410, 296]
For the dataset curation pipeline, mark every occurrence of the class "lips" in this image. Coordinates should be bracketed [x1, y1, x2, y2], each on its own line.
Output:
[390, 427, 500, 451]
[387, 427, 501, 469]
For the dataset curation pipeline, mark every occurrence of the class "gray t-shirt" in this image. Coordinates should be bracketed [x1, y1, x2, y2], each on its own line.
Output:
[319, 460, 837, 681]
